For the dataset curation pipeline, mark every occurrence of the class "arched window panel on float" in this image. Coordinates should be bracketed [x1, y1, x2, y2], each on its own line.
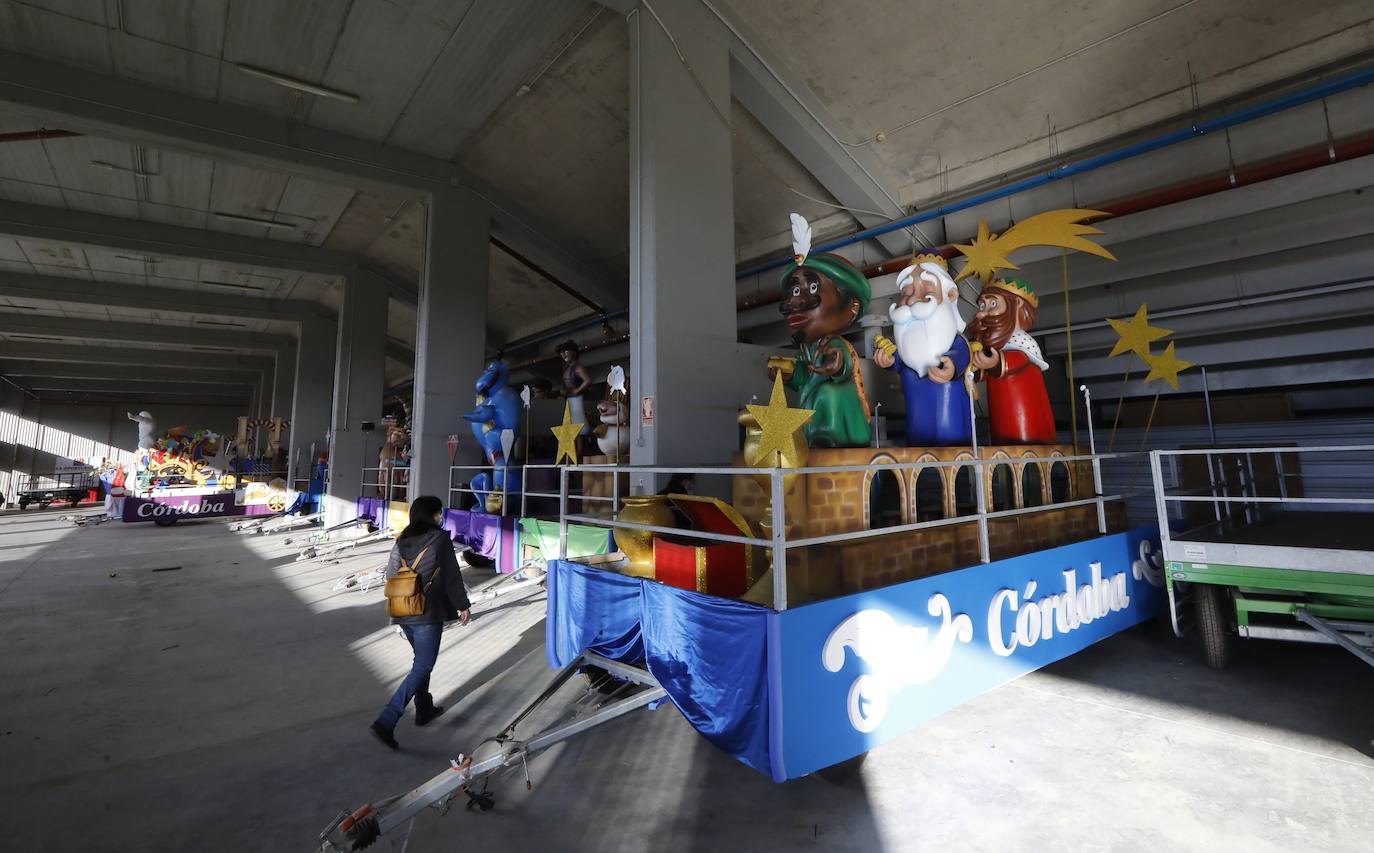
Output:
[951, 453, 977, 517]
[1050, 458, 1072, 503]
[913, 466, 945, 523]
[1021, 459, 1045, 509]
[990, 460, 1016, 513]
[864, 456, 906, 530]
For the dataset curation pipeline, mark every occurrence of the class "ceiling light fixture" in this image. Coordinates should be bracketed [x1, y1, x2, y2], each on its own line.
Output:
[212, 211, 297, 230]
[200, 280, 265, 292]
[90, 160, 156, 179]
[235, 64, 360, 104]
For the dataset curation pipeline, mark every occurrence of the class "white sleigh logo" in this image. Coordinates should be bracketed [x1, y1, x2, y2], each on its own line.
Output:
[822, 595, 973, 733]
[1132, 539, 1164, 587]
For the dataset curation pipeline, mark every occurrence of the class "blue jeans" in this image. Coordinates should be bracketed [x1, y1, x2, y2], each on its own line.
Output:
[375, 623, 442, 729]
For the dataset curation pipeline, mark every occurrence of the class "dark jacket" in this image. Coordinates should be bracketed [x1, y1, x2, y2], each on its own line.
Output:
[386, 528, 471, 625]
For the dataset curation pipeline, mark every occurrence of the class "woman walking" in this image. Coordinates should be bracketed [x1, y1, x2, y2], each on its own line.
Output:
[370, 495, 471, 751]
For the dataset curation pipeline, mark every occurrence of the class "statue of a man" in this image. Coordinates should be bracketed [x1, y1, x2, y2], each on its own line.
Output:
[127, 410, 156, 450]
[968, 279, 1057, 444]
[557, 340, 591, 438]
[770, 214, 872, 448]
[873, 254, 972, 446]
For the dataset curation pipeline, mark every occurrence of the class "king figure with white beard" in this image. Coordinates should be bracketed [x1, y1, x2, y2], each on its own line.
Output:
[873, 254, 973, 446]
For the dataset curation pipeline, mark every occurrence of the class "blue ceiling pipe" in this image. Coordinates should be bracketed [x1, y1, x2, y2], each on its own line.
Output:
[736, 62, 1374, 280]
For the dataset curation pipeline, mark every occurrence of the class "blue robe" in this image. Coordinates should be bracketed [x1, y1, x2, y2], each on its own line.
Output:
[890, 335, 973, 446]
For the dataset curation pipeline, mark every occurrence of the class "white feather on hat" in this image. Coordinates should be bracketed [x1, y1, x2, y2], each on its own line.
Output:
[789, 213, 812, 265]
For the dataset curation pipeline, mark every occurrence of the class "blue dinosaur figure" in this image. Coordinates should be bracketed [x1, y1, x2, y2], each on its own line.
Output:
[462, 358, 524, 513]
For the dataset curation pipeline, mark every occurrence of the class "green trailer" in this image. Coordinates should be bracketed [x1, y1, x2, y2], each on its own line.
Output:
[1149, 446, 1374, 669]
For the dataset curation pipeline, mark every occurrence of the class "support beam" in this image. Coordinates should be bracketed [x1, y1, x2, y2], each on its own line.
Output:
[721, 2, 910, 257]
[0, 270, 324, 321]
[325, 269, 389, 525]
[0, 361, 262, 385]
[410, 190, 489, 503]
[21, 377, 257, 394]
[1098, 354, 1374, 399]
[0, 341, 272, 371]
[290, 315, 336, 484]
[629, 0, 738, 480]
[0, 313, 292, 353]
[0, 198, 354, 278]
[0, 50, 624, 311]
[272, 340, 296, 425]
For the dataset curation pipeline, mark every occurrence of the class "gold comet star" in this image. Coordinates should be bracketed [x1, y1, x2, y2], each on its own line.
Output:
[747, 372, 814, 466]
[1106, 304, 1172, 359]
[551, 401, 583, 465]
[1142, 342, 1195, 391]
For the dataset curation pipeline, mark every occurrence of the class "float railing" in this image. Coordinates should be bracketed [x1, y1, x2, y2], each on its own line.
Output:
[360, 466, 407, 503]
[445, 462, 619, 518]
[560, 452, 1146, 611]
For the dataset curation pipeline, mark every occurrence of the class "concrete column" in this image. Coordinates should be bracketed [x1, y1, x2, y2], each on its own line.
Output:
[290, 314, 337, 482]
[628, 0, 736, 488]
[409, 189, 489, 504]
[270, 340, 296, 471]
[324, 267, 389, 525]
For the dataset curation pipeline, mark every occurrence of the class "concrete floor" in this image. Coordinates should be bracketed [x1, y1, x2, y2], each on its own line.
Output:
[1, 509, 1371, 853]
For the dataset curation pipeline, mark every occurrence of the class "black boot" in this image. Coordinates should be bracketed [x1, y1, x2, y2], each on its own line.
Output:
[415, 705, 446, 727]
[370, 722, 399, 751]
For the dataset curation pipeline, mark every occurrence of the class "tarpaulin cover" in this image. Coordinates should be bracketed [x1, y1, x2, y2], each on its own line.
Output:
[546, 559, 773, 775]
[442, 509, 518, 572]
[519, 518, 614, 562]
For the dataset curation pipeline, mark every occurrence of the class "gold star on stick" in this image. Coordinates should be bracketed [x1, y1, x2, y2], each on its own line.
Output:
[1142, 342, 1194, 391]
[551, 401, 583, 465]
[1106, 304, 1171, 359]
[746, 372, 814, 466]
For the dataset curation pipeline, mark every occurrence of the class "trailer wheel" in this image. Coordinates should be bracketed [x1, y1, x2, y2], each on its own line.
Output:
[1195, 583, 1234, 669]
[18, 499, 28, 510]
[816, 752, 868, 784]
[153, 515, 178, 527]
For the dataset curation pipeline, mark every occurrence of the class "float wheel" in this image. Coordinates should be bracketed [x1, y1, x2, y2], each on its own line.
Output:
[1195, 583, 1234, 670]
[153, 514, 178, 528]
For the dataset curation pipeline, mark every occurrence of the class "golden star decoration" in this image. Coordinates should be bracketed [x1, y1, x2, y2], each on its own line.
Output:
[551, 401, 583, 465]
[1142, 342, 1195, 391]
[746, 372, 814, 467]
[1105, 304, 1171, 359]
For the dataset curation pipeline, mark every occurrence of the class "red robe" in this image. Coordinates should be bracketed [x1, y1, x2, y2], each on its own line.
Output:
[986, 346, 1057, 445]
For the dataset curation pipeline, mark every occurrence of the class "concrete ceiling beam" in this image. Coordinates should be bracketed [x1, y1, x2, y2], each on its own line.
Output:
[21, 376, 258, 394]
[0, 50, 625, 311]
[0, 313, 292, 353]
[0, 360, 262, 385]
[0, 270, 323, 322]
[1104, 354, 1374, 400]
[718, 2, 912, 257]
[0, 341, 271, 371]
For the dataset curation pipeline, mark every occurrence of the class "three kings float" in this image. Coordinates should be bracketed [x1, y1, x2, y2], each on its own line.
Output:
[541, 209, 1166, 781]
[343, 209, 1167, 792]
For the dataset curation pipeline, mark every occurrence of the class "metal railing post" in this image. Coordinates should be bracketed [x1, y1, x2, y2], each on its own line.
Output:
[558, 466, 569, 561]
[974, 458, 990, 564]
[1149, 451, 1172, 548]
[770, 468, 787, 611]
[612, 463, 621, 519]
[521, 464, 529, 519]
[1275, 451, 1288, 500]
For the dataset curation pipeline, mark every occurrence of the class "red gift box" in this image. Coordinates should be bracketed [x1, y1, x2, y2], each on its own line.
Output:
[652, 495, 757, 597]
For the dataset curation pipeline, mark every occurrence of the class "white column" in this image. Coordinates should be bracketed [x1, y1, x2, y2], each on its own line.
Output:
[323, 268, 389, 525]
[290, 314, 337, 483]
[628, 0, 737, 488]
[409, 188, 489, 504]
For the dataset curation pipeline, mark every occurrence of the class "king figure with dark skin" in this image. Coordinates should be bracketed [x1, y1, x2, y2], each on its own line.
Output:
[769, 252, 872, 448]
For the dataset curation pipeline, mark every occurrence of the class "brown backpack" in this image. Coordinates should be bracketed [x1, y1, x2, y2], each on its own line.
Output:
[383, 544, 438, 618]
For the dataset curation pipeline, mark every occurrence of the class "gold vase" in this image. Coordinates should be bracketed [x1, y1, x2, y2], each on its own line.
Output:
[617, 495, 675, 578]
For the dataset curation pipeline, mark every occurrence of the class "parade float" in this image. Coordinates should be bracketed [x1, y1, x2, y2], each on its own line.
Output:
[320, 209, 1178, 851]
[119, 412, 297, 526]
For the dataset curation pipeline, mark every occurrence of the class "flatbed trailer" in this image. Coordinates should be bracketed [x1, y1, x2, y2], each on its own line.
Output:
[15, 472, 97, 510]
[1149, 445, 1374, 668]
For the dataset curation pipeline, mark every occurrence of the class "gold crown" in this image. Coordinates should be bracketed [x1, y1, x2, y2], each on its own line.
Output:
[912, 251, 947, 270]
[986, 278, 1038, 309]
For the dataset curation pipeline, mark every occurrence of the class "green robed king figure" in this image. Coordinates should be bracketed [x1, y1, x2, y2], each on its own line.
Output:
[766, 213, 872, 448]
